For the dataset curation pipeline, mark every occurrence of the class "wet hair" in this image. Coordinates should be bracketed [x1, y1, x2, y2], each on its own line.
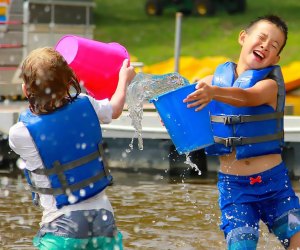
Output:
[21, 47, 81, 114]
[245, 14, 288, 54]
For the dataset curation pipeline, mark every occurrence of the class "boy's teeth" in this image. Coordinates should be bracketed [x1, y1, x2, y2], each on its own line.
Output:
[254, 50, 264, 59]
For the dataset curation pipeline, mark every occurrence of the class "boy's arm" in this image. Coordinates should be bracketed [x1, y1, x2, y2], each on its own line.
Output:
[110, 59, 136, 119]
[184, 77, 278, 111]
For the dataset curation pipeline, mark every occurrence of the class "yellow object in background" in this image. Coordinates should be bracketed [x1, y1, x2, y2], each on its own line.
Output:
[0, 6, 6, 15]
[286, 92, 300, 115]
[143, 56, 229, 83]
[0, 0, 8, 21]
[134, 55, 300, 115]
[282, 61, 300, 92]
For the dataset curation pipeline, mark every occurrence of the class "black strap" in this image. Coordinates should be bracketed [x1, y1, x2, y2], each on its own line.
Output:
[98, 144, 110, 177]
[214, 131, 284, 147]
[29, 143, 110, 195]
[28, 170, 107, 195]
[210, 112, 283, 125]
[32, 143, 103, 175]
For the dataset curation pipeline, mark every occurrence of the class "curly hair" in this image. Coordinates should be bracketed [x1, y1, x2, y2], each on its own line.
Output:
[21, 47, 81, 114]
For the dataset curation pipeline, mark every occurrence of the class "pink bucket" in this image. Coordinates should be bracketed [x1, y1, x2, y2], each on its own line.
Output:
[55, 35, 130, 100]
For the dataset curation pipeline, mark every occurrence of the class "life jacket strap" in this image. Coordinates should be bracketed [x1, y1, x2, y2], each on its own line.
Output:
[99, 143, 110, 177]
[210, 112, 283, 125]
[28, 170, 107, 195]
[27, 143, 110, 195]
[214, 131, 284, 147]
[32, 143, 104, 176]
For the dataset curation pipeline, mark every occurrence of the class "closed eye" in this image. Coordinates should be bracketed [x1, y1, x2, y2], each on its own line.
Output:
[258, 34, 267, 41]
[271, 42, 279, 50]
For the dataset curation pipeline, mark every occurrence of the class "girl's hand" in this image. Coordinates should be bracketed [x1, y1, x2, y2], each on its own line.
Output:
[111, 59, 136, 119]
[119, 59, 136, 87]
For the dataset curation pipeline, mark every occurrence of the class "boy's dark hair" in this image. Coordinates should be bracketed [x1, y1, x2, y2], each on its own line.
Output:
[246, 15, 288, 54]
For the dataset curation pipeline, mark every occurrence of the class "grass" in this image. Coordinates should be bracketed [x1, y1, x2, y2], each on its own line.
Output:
[93, 0, 300, 67]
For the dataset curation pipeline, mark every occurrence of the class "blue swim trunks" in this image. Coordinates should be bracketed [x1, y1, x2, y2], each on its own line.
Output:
[218, 162, 300, 249]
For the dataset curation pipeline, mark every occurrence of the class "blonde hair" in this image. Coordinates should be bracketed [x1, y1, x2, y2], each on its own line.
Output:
[21, 47, 81, 114]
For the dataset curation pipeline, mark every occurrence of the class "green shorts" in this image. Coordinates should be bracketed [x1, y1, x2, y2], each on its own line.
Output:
[33, 231, 123, 250]
[33, 209, 123, 250]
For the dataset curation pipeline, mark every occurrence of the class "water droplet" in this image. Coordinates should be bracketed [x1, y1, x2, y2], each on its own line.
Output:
[79, 189, 86, 197]
[68, 194, 78, 204]
[102, 214, 108, 221]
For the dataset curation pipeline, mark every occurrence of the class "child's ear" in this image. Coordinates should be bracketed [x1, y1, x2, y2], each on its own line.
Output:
[238, 30, 247, 46]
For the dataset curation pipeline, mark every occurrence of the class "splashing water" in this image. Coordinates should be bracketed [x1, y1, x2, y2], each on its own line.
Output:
[126, 72, 189, 150]
[184, 154, 202, 175]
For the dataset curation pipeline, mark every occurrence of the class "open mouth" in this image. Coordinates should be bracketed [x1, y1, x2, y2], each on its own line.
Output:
[253, 50, 265, 61]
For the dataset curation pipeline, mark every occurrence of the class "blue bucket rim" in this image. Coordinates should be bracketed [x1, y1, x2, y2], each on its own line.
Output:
[149, 83, 197, 103]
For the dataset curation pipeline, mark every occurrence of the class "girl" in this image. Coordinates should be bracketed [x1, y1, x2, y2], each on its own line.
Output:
[9, 47, 136, 249]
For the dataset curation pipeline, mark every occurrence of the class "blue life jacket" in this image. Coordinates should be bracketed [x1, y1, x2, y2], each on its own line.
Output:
[205, 62, 285, 159]
[19, 96, 112, 209]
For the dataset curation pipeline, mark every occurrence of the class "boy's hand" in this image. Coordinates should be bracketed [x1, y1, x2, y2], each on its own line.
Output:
[183, 81, 214, 111]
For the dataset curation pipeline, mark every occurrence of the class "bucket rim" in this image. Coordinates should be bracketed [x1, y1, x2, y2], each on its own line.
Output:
[108, 42, 130, 59]
[55, 34, 81, 50]
[55, 36, 130, 63]
[149, 83, 197, 103]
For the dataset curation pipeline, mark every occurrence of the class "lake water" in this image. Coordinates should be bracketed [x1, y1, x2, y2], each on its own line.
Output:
[1, 166, 298, 250]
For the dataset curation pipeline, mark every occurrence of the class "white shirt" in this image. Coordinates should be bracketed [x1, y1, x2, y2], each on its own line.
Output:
[9, 94, 114, 226]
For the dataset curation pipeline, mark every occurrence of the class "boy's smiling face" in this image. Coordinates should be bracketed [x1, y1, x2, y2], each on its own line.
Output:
[238, 20, 285, 71]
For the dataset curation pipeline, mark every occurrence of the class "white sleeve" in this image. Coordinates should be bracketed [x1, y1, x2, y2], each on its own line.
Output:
[9, 122, 44, 171]
[83, 94, 113, 124]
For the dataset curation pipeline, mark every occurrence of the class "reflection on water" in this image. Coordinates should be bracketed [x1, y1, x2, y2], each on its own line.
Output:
[1, 169, 298, 249]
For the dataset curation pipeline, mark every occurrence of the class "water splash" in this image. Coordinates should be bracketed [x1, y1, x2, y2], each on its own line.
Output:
[184, 154, 201, 175]
[126, 72, 189, 150]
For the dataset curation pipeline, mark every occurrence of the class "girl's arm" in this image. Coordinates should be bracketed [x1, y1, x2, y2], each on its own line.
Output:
[110, 59, 136, 119]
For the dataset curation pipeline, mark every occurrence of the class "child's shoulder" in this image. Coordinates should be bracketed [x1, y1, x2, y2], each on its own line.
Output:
[9, 121, 31, 148]
[9, 121, 27, 136]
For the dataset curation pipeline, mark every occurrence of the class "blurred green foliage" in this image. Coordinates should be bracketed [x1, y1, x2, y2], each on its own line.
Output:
[94, 0, 300, 66]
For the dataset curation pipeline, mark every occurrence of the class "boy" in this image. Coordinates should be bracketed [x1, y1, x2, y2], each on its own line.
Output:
[9, 47, 136, 249]
[184, 15, 300, 249]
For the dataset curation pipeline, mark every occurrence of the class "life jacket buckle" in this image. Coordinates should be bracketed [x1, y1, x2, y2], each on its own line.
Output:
[225, 137, 243, 147]
[224, 116, 241, 125]
[225, 138, 233, 147]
